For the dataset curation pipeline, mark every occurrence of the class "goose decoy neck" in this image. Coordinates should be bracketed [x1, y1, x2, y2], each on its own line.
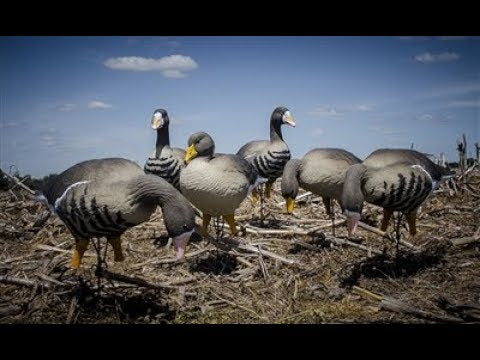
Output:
[281, 159, 302, 199]
[270, 118, 284, 142]
[342, 163, 368, 214]
[128, 174, 196, 236]
[155, 125, 171, 156]
[152, 109, 171, 155]
[270, 106, 295, 142]
[129, 174, 181, 205]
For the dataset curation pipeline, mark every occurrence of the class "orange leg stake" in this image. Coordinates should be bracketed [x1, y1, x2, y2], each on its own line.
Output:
[223, 214, 238, 236]
[201, 213, 212, 237]
[405, 212, 417, 237]
[107, 237, 125, 262]
[71, 239, 90, 269]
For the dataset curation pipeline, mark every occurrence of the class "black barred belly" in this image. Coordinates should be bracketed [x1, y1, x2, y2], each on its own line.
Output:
[253, 150, 291, 181]
[371, 171, 433, 214]
[55, 194, 136, 240]
[144, 156, 182, 188]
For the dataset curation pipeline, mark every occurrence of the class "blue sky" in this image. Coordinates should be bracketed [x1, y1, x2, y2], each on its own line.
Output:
[1, 36, 479, 177]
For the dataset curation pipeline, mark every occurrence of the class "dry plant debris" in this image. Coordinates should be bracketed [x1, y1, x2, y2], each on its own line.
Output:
[1, 166, 479, 323]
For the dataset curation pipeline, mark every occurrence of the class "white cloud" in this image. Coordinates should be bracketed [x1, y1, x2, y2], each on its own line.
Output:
[307, 105, 344, 117]
[308, 103, 374, 118]
[355, 104, 373, 112]
[368, 126, 405, 136]
[447, 100, 480, 108]
[420, 81, 480, 99]
[40, 128, 57, 147]
[104, 54, 198, 79]
[88, 100, 112, 109]
[414, 52, 460, 64]
[55, 104, 77, 112]
[419, 114, 433, 121]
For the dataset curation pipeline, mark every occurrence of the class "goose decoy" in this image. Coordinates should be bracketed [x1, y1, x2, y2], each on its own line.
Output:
[281, 148, 361, 216]
[342, 149, 454, 238]
[236, 106, 295, 204]
[39, 158, 196, 269]
[180, 132, 259, 237]
[144, 109, 185, 190]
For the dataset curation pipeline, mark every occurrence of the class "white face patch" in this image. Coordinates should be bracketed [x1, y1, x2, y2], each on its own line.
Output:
[152, 112, 164, 129]
[282, 110, 296, 127]
[173, 229, 194, 260]
[54, 181, 90, 212]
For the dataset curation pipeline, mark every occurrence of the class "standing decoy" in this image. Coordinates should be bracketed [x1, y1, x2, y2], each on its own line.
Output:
[342, 149, 454, 238]
[180, 132, 260, 238]
[40, 158, 196, 269]
[144, 109, 185, 190]
[236, 106, 296, 209]
[281, 148, 361, 229]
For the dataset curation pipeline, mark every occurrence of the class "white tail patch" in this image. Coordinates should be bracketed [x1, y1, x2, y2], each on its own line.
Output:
[54, 181, 90, 212]
[411, 164, 436, 186]
[34, 192, 56, 213]
[248, 175, 268, 195]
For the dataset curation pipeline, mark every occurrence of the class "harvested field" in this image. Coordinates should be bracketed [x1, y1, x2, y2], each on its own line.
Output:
[1, 166, 479, 324]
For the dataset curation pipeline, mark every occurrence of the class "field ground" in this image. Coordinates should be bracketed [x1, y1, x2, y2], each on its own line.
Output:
[1, 169, 479, 324]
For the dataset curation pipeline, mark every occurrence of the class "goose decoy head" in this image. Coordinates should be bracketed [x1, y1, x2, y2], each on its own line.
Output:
[151, 108, 170, 130]
[342, 164, 367, 237]
[272, 106, 296, 128]
[170, 222, 196, 260]
[185, 132, 215, 164]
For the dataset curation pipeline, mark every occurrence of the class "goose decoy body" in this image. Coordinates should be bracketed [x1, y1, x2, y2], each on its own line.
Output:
[40, 158, 196, 269]
[236, 106, 295, 201]
[180, 132, 260, 237]
[342, 148, 454, 238]
[144, 109, 185, 190]
[281, 148, 361, 215]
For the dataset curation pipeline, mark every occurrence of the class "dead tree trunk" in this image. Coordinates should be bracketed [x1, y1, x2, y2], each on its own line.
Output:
[439, 152, 447, 167]
[475, 142, 480, 165]
[457, 134, 467, 175]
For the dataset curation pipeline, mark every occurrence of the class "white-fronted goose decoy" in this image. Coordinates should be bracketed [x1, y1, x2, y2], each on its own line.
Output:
[281, 148, 361, 215]
[236, 106, 295, 203]
[40, 158, 196, 269]
[342, 148, 454, 238]
[180, 132, 260, 237]
[144, 109, 185, 190]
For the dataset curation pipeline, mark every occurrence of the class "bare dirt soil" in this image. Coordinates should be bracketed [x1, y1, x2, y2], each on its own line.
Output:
[1, 168, 479, 324]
